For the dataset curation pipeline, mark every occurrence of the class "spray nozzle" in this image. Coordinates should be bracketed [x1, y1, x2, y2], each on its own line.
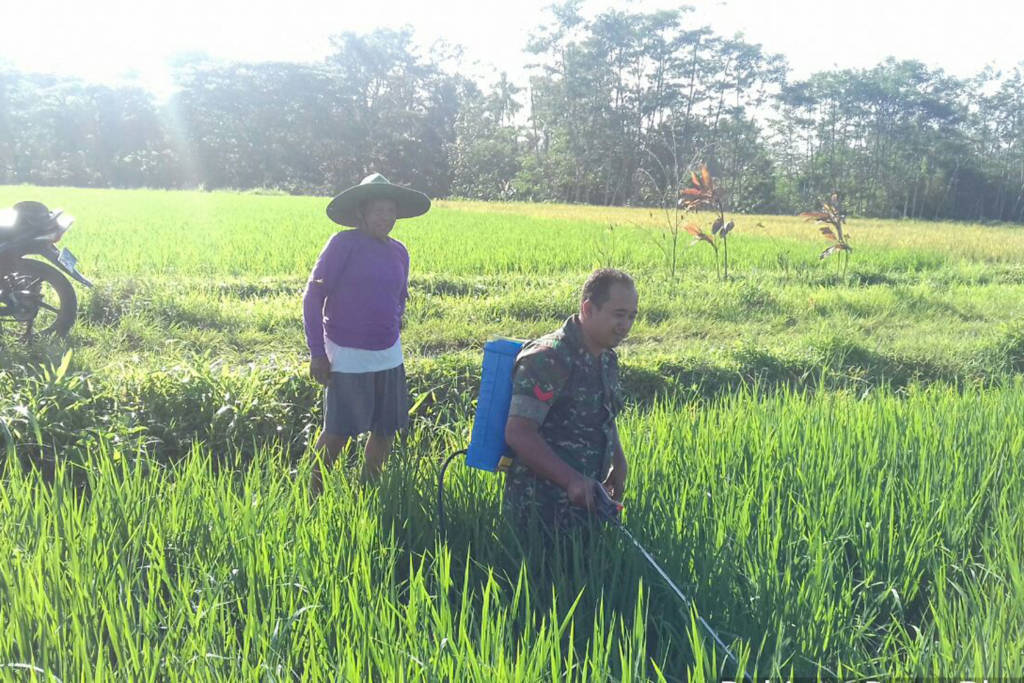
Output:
[594, 482, 624, 522]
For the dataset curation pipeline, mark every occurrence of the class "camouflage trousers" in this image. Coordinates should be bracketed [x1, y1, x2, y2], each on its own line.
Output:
[502, 474, 599, 534]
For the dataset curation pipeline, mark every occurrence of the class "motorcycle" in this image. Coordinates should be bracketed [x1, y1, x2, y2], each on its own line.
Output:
[0, 201, 93, 340]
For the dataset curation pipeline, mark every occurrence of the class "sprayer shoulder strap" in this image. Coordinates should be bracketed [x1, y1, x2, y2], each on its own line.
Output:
[513, 339, 575, 406]
[509, 339, 569, 403]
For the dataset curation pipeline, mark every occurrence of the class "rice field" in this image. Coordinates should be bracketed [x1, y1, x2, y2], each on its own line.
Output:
[2, 186, 1023, 680]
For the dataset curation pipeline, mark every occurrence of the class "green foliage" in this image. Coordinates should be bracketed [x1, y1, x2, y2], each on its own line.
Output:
[1, 187, 1024, 678]
[450, 74, 523, 201]
[4, 16, 1024, 221]
[4, 386, 1024, 678]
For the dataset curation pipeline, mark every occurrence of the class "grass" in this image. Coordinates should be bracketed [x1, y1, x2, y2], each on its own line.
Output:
[3, 386, 1023, 679]
[2, 185, 1024, 679]
[3, 185, 1024, 389]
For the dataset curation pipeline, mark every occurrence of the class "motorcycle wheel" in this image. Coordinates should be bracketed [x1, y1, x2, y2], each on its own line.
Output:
[0, 257, 78, 340]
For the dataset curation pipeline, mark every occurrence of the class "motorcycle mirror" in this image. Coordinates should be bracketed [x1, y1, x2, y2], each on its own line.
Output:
[0, 208, 17, 229]
[55, 211, 75, 231]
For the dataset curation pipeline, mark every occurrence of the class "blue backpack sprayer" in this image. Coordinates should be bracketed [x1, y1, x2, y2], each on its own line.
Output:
[436, 338, 749, 680]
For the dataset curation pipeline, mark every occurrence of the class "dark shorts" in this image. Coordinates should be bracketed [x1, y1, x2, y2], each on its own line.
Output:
[323, 364, 409, 437]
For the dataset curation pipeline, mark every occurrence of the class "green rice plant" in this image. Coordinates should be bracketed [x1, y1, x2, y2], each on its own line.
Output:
[3, 383, 1024, 679]
[2, 185, 1024, 679]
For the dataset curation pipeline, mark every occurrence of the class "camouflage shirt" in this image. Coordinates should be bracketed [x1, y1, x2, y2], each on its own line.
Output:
[503, 315, 625, 530]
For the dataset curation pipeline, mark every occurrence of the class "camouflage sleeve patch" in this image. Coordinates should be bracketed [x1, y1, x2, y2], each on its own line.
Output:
[507, 343, 570, 425]
[509, 394, 549, 423]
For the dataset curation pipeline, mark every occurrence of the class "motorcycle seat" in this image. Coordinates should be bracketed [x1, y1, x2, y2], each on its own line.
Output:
[11, 201, 55, 234]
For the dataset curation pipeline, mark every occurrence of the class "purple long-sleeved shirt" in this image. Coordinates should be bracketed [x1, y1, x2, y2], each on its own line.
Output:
[302, 229, 409, 358]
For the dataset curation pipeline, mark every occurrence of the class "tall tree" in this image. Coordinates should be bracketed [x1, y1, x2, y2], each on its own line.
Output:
[450, 75, 522, 200]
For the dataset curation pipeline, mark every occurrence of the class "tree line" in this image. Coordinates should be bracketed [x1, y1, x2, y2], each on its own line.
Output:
[2, 2, 1023, 222]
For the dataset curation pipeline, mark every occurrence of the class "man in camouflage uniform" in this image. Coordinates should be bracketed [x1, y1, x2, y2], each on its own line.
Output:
[503, 269, 638, 532]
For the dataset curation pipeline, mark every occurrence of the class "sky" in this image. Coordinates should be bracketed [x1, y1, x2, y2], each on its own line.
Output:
[1, 0, 1022, 98]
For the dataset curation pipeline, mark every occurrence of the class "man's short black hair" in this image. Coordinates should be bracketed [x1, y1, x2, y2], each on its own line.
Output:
[581, 268, 635, 308]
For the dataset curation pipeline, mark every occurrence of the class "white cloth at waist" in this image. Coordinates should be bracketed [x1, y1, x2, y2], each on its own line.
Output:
[325, 335, 403, 373]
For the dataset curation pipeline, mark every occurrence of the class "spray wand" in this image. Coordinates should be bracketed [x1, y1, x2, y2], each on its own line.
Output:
[593, 484, 752, 683]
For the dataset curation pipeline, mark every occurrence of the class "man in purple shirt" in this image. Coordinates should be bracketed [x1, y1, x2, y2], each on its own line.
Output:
[303, 173, 430, 492]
